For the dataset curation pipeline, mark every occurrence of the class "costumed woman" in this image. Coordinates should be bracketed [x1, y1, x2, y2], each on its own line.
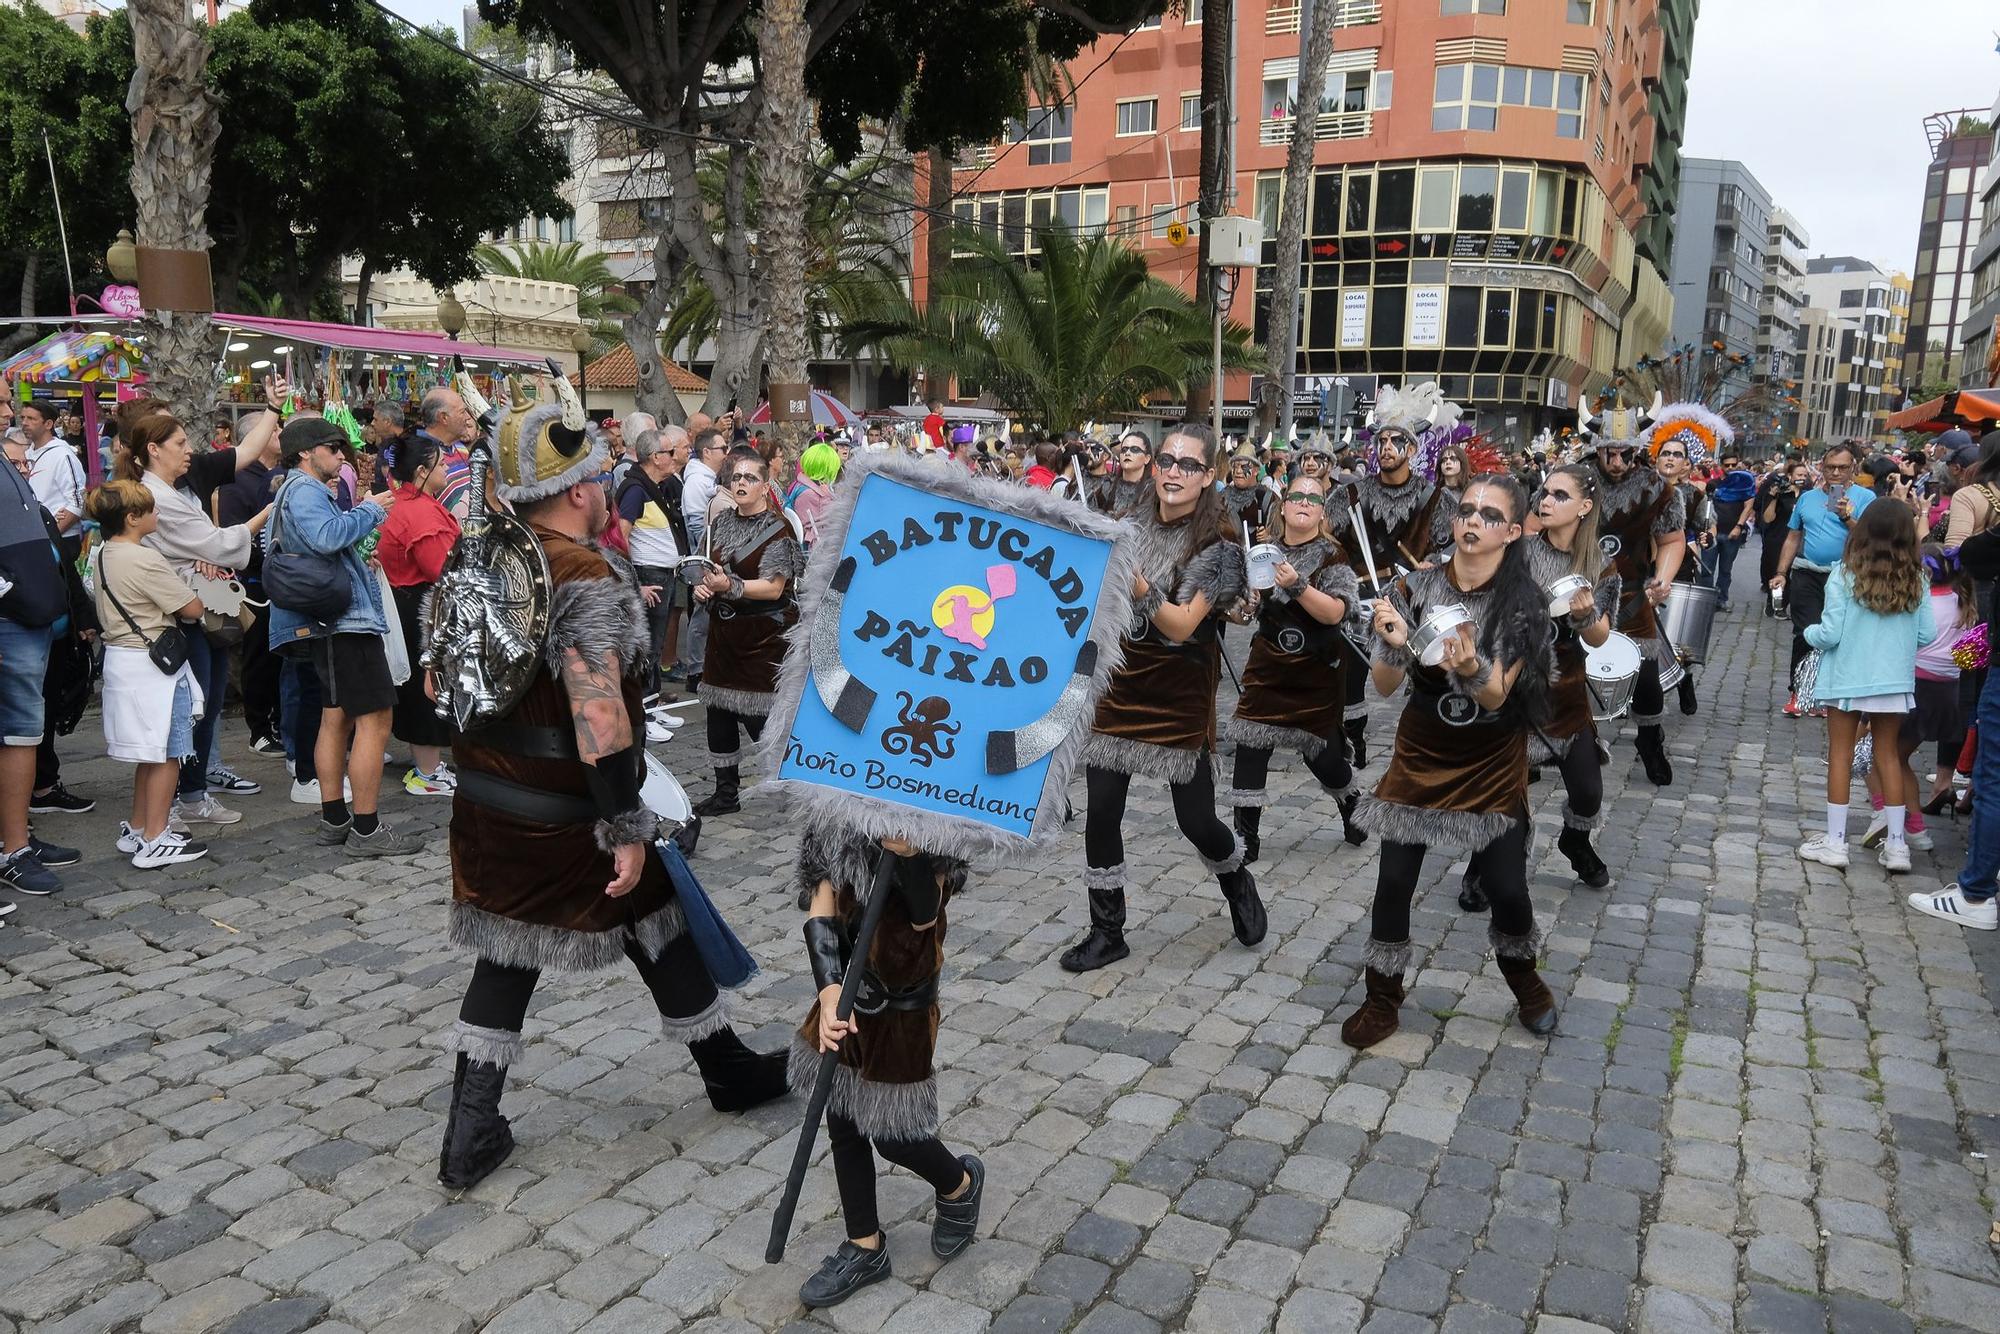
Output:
[1092, 429, 1155, 515]
[1342, 473, 1559, 1049]
[1223, 437, 1273, 535]
[691, 448, 806, 817]
[434, 379, 787, 1191]
[1649, 410, 1720, 717]
[1224, 472, 1367, 858]
[1432, 443, 1472, 557]
[1062, 423, 1262, 972]
[1587, 402, 1685, 787]
[791, 830, 982, 1308]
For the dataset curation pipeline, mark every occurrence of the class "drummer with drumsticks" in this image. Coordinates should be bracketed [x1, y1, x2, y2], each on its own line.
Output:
[1652, 432, 1716, 717]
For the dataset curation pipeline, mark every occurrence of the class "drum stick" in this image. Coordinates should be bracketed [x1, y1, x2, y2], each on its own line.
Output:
[766, 851, 898, 1263]
[1345, 484, 1385, 594]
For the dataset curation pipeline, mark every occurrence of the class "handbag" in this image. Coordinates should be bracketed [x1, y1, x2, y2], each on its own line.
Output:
[100, 546, 190, 676]
[263, 475, 354, 622]
[1793, 647, 1822, 711]
[652, 839, 756, 990]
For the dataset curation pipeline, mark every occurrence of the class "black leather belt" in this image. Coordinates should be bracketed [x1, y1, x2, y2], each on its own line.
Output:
[457, 721, 579, 761]
[850, 968, 940, 1015]
[456, 768, 598, 825]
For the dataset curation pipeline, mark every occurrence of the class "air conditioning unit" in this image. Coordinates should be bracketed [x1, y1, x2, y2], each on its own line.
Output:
[1205, 215, 1265, 268]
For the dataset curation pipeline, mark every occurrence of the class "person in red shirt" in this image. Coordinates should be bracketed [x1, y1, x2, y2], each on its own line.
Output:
[375, 436, 461, 795]
[922, 399, 947, 452]
[1023, 440, 1061, 489]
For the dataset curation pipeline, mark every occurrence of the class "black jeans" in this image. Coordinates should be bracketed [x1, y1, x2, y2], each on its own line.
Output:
[633, 564, 677, 697]
[826, 1111, 965, 1241]
[1230, 735, 1353, 798]
[1083, 759, 1235, 872]
[458, 930, 719, 1037]
[239, 601, 281, 742]
[288, 658, 325, 786]
[179, 631, 233, 797]
[1372, 822, 1534, 946]
[1786, 565, 1830, 689]
[705, 707, 765, 763]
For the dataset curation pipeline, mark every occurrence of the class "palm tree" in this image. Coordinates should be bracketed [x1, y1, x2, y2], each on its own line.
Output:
[846, 225, 1261, 436]
[475, 240, 639, 350]
[128, 0, 221, 433]
[758, 0, 811, 465]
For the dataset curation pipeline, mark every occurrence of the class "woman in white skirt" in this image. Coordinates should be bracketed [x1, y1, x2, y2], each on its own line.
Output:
[87, 481, 210, 868]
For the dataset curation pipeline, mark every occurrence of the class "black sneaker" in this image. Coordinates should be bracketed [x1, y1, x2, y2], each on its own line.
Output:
[932, 1154, 985, 1259]
[28, 784, 94, 815]
[248, 735, 287, 757]
[798, 1238, 891, 1309]
[28, 836, 80, 869]
[0, 847, 61, 895]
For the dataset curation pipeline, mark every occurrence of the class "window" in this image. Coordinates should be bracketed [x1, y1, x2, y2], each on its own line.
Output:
[1151, 203, 1179, 238]
[1417, 167, 1455, 229]
[1134, 13, 1160, 29]
[1441, 0, 1505, 12]
[1567, 0, 1592, 21]
[1433, 61, 1586, 136]
[1015, 106, 1072, 165]
[1116, 99, 1158, 137]
[1185, 0, 1201, 20]
[1181, 93, 1202, 131]
[599, 200, 643, 240]
[557, 214, 576, 243]
[1114, 204, 1138, 232]
[597, 120, 642, 159]
[958, 188, 1112, 254]
[1458, 166, 1497, 231]
[1255, 176, 1284, 237]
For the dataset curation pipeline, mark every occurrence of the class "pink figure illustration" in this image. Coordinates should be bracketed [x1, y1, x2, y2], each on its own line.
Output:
[938, 564, 1019, 651]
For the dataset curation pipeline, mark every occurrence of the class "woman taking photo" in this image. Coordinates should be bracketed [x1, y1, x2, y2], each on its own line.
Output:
[691, 449, 805, 817]
[1344, 474, 1557, 1048]
[122, 412, 273, 829]
[374, 436, 461, 796]
[1224, 473, 1367, 856]
[1063, 423, 1261, 973]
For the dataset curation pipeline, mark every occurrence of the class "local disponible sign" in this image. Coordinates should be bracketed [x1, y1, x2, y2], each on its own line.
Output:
[764, 454, 1133, 854]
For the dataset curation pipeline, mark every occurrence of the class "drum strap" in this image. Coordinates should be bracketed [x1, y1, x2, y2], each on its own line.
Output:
[458, 721, 580, 761]
[457, 769, 597, 825]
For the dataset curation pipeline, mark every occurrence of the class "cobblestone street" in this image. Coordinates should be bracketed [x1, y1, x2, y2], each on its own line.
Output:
[4, 550, 1999, 1334]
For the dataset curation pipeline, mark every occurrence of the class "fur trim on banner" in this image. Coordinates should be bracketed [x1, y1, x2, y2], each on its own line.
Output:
[1083, 733, 1204, 785]
[1223, 715, 1328, 758]
[697, 681, 777, 718]
[1084, 862, 1128, 890]
[595, 807, 661, 853]
[788, 1037, 940, 1140]
[1198, 832, 1244, 876]
[757, 450, 1138, 864]
[449, 899, 685, 972]
[658, 993, 734, 1045]
[1363, 937, 1412, 976]
[544, 567, 650, 680]
[1562, 800, 1603, 832]
[1221, 786, 1270, 809]
[1352, 795, 1516, 852]
[440, 1020, 522, 1068]
[1488, 923, 1543, 962]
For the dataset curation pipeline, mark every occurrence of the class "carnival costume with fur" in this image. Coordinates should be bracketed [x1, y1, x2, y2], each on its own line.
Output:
[1648, 404, 1726, 717]
[433, 380, 785, 1191]
[693, 506, 806, 816]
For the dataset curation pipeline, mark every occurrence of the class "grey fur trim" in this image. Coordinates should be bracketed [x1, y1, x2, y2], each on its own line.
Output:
[1181, 539, 1247, 608]
[1629, 710, 1665, 727]
[440, 1020, 521, 1068]
[1223, 715, 1330, 758]
[659, 993, 733, 1044]
[1562, 800, 1603, 832]
[757, 450, 1137, 864]
[498, 402, 609, 505]
[1446, 657, 1495, 698]
[1222, 786, 1270, 809]
[1596, 464, 1666, 526]
[544, 568, 651, 680]
[595, 807, 661, 852]
[1131, 585, 1166, 623]
[1654, 485, 1688, 537]
[1083, 733, 1204, 784]
[1199, 832, 1244, 876]
[1084, 862, 1127, 890]
[1353, 474, 1435, 540]
[1363, 937, 1412, 976]
[1529, 728, 1581, 765]
[1351, 796, 1517, 852]
[697, 681, 777, 718]
[1319, 775, 1358, 802]
[708, 748, 741, 767]
[1489, 924, 1543, 962]
[788, 1037, 939, 1140]
[1594, 573, 1623, 622]
[449, 899, 686, 972]
[725, 573, 746, 600]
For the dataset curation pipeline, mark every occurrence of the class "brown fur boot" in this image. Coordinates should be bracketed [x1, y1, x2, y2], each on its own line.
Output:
[1340, 966, 1406, 1049]
[1496, 953, 1557, 1035]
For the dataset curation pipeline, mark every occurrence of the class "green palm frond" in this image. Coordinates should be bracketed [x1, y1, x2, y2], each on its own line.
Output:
[476, 239, 638, 347]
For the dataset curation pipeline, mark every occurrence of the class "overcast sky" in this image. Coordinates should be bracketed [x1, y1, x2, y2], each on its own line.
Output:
[379, 0, 2000, 275]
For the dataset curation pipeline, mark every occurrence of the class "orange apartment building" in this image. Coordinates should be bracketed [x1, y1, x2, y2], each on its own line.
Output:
[932, 0, 1697, 438]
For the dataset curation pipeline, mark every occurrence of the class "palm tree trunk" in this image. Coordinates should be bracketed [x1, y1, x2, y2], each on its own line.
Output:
[759, 0, 812, 470]
[127, 0, 221, 438]
[1187, 0, 1232, 423]
[924, 148, 954, 405]
[1254, 0, 1339, 440]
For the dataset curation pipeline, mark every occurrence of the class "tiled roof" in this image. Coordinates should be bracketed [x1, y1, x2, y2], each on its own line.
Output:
[570, 342, 709, 393]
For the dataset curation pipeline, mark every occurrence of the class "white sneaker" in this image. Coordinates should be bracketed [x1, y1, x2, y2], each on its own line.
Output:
[132, 829, 209, 869]
[1859, 812, 1889, 849]
[117, 816, 191, 854]
[289, 777, 351, 804]
[173, 794, 242, 826]
[646, 704, 687, 728]
[1878, 841, 1912, 874]
[1907, 885, 1999, 931]
[1798, 833, 1850, 868]
[646, 718, 676, 744]
[1906, 829, 1935, 851]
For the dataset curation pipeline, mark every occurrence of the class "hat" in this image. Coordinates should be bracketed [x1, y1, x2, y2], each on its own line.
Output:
[280, 415, 348, 462]
[1936, 428, 1973, 452]
[494, 374, 602, 504]
[1949, 441, 1982, 470]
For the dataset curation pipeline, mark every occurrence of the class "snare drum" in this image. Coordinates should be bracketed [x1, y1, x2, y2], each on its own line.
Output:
[1410, 603, 1474, 668]
[1584, 631, 1642, 721]
[642, 752, 693, 830]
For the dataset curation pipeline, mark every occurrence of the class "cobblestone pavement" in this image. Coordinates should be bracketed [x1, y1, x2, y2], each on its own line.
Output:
[4, 546, 2000, 1334]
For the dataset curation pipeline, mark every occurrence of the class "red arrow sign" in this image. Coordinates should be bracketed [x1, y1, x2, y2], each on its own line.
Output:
[1311, 242, 1337, 257]
[1552, 244, 1568, 259]
[1376, 239, 1407, 254]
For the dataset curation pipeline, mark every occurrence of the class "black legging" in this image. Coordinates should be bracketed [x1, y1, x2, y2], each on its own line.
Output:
[1084, 759, 1235, 871]
[706, 707, 765, 761]
[1631, 657, 1664, 725]
[1231, 735, 1353, 798]
[827, 1111, 964, 1241]
[1558, 732, 1603, 822]
[459, 930, 719, 1036]
[1372, 822, 1535, 945]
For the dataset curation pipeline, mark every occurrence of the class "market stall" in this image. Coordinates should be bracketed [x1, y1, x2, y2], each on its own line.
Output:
[1886, 388, 2000, 435]
[1, 329, 148, 483]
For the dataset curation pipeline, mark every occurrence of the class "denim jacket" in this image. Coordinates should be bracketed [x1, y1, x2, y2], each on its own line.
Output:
[266, 471, 389, 648]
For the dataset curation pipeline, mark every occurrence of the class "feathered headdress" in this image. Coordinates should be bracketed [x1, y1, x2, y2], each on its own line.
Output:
[1608, 341, 1788, 443]
[1361, 380, 1465, 478]
[1643, 402, 1733, 468]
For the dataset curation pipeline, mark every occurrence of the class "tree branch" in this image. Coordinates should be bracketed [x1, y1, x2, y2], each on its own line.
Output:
[1026, 0, 1138, 37]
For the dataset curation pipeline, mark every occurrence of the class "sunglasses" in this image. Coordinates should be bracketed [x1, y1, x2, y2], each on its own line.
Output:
[1119, 445, 1151, 458]
[1455, 503, 1513, 527]
[1282, 491, 1326, 506]
[1155, 454, 1210, 476]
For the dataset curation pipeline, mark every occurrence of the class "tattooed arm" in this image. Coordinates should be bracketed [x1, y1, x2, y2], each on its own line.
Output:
[558, 646, 634, 762]
[558, 646, 648, 896]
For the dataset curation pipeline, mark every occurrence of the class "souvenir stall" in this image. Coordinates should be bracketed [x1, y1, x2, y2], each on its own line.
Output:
[1, 328, 147, 483]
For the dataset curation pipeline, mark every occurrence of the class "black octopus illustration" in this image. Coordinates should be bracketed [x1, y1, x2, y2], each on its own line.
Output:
[880, 691, 960, 767]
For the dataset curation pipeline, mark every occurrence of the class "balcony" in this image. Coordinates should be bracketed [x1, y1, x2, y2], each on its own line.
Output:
[1267, 0, 1381, 36]
[1260, 109, 1375, 146]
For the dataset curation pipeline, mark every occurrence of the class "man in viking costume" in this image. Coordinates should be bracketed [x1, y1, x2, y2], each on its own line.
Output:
[1645, 404, 1727, 717]
[1586, 399, 1685, 786]
[429, 376, 787, 1191]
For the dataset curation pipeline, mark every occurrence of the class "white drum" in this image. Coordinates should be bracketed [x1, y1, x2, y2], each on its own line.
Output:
[1410, 602, 1474, 667]
[642, 752, 692, 829]
[1544, 573, 1591, 619]
[1585, 631, 1642, 721]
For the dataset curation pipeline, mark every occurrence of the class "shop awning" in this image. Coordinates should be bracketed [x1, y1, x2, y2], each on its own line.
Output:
[1887, 388, 2000, 433]
[213, 313, 547, 367]
[0, 330, 143, 383]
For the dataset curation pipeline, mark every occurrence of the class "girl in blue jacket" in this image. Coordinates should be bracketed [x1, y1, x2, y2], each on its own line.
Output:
[1800, 499, 1936, 873]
